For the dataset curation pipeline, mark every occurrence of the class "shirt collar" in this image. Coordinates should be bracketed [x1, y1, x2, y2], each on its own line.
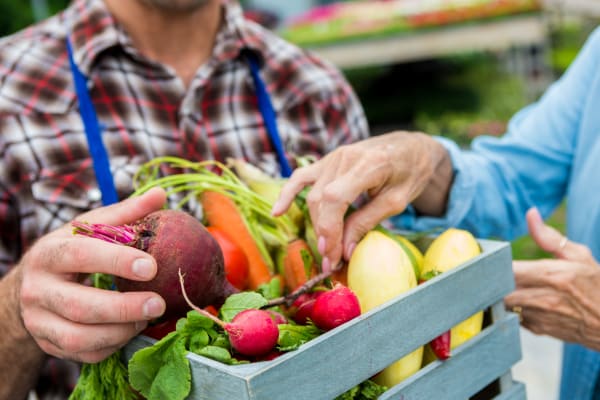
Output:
[65, 0, 263, 77]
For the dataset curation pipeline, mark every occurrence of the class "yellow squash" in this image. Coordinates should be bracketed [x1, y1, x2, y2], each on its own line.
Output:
[421, 228, 483, 351]
[395, 234, 424, 278]
[347, 230, 423, 387]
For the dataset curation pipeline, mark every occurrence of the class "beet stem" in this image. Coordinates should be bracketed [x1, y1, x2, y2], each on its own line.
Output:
[177, 269, 225, 328]
[72, 221, 136, 245]
[265, 261, 345, 308]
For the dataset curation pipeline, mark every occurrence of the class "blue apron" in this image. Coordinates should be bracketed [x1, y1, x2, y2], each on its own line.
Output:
[66, 39, 292, 206]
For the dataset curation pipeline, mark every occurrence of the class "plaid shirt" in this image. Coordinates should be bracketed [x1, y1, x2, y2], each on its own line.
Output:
[0, 0, 368, 396]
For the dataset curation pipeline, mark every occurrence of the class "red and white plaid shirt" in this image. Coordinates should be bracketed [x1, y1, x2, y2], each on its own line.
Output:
[0, 0, 368, 272]
[0, 0, 368, 396]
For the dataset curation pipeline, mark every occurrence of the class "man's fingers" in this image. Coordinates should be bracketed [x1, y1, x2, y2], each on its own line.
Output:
[77, 187, 167, 226]
[39, 283, 165, 323]
[38, 337, 123, 364]
[29, 312, 145, 363]
[35, 236, 157, 281]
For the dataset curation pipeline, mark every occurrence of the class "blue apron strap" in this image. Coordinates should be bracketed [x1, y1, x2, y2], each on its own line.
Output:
[245, 52, 293, 178]
[66, 38, 118, 206]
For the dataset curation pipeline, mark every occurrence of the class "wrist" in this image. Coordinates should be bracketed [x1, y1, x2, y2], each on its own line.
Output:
[409, 133, 453, 217]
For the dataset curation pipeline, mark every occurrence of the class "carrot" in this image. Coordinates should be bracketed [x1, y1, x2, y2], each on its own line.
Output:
[282, 239, 318, 292]
[331, 263, 348, 287]
[201, 191, 272, 290]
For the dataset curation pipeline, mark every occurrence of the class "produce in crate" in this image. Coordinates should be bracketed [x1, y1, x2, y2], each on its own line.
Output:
[71, 157, 487, 400]
[206, 226, 250, 291]
[201, 190, 273, 290]
[395, 234, 424, 277]
[420, 228, 484, 363]
[178, 270, 280, 357]
[310, 284, 361, 331]
[72, 209, 238, 319]
[347, 230, 423, 387]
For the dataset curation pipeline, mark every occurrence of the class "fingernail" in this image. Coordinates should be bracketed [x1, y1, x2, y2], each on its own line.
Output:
[346, 242, 357, 259]
[135, 321, 148, 332]
[322, 257, 331, 273]
[133, 259, 155, 279]
[271, 200, 281, 215]
[318, 236, 326, 254]
[143, 297, 165, 318]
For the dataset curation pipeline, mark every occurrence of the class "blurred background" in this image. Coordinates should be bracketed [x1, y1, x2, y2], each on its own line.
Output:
[2, 1, 599, 399]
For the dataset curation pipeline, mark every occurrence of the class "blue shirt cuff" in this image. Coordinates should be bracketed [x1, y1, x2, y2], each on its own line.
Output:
[390, 136, 475, 231]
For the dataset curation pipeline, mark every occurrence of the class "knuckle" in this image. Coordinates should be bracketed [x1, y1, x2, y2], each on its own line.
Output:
[316, 222, 336, 238]
[57, 331, 84, 354]
[321, 185, 344, 203]
[19, 276, 38, 307]
[382, 191, 407, 211]
[20, 309, 37, 333]
[118, 300, 132, 323]
[63, 302, 86, 323]
[305, 190, 322, 208]
[64, 241, 92, 269]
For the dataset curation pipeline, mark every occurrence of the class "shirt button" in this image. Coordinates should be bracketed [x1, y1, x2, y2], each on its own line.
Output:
[87, 188, 102, 202]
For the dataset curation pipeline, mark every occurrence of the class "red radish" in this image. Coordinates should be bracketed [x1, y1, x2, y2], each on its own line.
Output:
[266, 310, 288, 325]
[288, 292, 322, 325]
[310, 285, 361, 331]
[429, 330, 451, 360]
[72, 209, 238, 319]
[178, 269, 279, 357]
[226, 309, 280, 356]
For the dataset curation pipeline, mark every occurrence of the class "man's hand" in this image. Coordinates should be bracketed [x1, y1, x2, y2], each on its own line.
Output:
[273, 131, 452, 272]
[505, 207, 600, 350]
[16, 187, 168, 363]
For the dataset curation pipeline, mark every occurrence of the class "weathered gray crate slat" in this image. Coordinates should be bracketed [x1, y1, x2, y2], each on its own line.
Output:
[125, 239, 525, 400]
[380, 314, 521, 399]
[493, 382, 527, 400]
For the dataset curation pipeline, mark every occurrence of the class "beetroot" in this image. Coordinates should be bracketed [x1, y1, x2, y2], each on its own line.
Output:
[310, 285, 361, 331]
[72, 209, 237, 319]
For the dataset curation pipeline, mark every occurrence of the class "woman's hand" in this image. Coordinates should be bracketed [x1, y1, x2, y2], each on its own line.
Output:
[15, 188, 168, 363]
[273, 131, 453, 272]
[505, 207, 600, 350]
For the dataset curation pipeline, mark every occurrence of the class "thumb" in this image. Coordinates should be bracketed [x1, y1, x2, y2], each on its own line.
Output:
[526, 207, 593, 263]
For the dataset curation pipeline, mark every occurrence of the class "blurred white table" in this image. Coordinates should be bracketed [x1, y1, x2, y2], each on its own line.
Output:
[307, 14, 548, 69]
[512, 328, 563, 400]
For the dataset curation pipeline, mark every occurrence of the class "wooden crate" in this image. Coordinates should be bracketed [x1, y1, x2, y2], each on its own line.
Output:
[124, 238, 525, 400]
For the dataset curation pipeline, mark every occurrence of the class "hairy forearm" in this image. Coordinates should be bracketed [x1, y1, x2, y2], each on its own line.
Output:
[0, 267, 45, 400]
[411, 135, 454, 217]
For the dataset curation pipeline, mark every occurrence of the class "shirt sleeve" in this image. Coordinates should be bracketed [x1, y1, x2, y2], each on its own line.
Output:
[393, 27, 600, 240]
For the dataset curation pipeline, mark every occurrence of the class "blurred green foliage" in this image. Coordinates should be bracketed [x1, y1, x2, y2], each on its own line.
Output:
[0, 0, 70, 37]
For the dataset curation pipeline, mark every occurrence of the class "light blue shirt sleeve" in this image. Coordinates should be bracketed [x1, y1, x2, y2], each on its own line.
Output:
[393, 26, 600, 241]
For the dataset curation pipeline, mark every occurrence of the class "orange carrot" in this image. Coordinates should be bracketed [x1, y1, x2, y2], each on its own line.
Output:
[282, 239, 318, 292]
[331, 263, 348, 287]
[201, 191, 272, 290]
